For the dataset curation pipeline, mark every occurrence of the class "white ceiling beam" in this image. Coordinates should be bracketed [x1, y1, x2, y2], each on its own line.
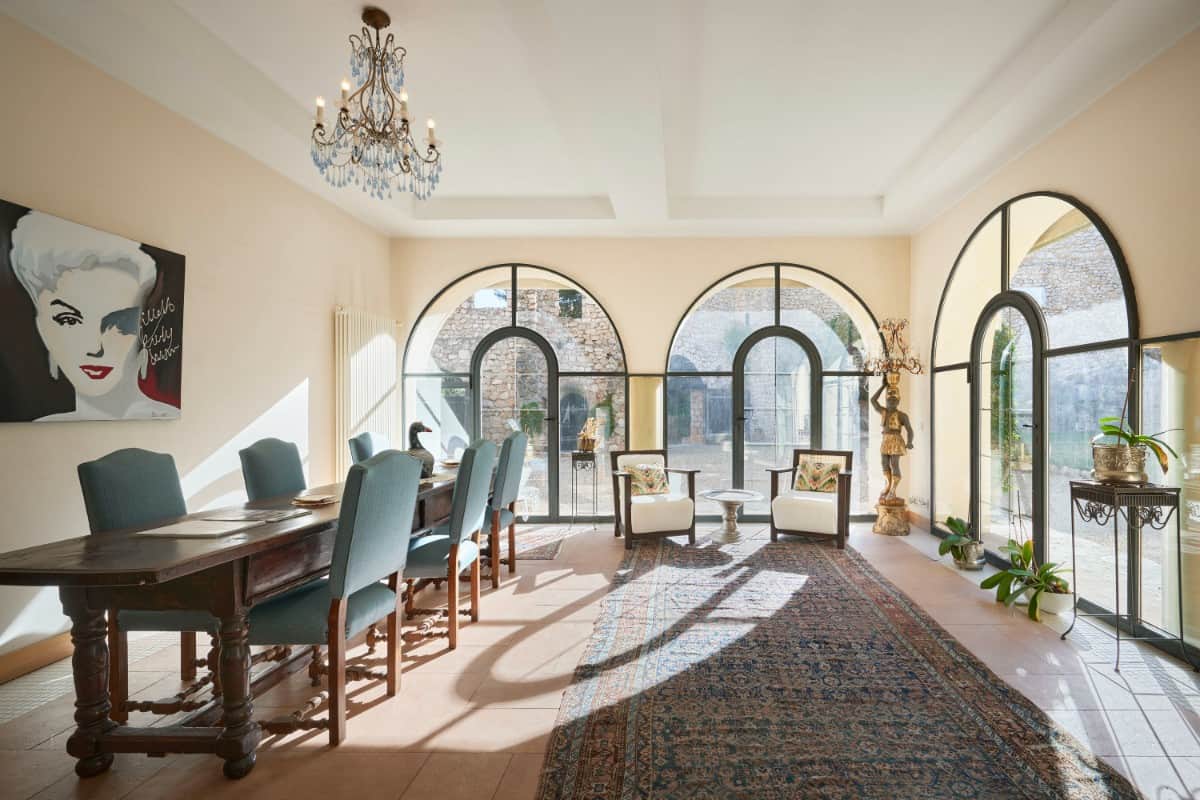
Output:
[884, 0, 1200, 228]
[669, 195, 883, 220]
[501, 0, 669, 222]
[412, 195, 614, 220]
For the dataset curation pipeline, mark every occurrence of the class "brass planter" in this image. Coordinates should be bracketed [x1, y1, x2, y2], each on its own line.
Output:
[1091, 443, 1147, 484]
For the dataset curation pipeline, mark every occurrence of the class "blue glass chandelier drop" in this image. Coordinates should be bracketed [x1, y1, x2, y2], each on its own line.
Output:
[311, 6, 443, 200]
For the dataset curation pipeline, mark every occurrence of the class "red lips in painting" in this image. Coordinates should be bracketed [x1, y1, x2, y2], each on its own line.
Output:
[79, 365, 113, 380]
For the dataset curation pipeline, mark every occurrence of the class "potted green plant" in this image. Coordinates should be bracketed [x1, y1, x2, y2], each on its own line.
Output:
[938, 516, 985, 570]
[1091, 384, 1179, 484]
[1092, 416, 1179, 484]
[979, 537, 1072, 620]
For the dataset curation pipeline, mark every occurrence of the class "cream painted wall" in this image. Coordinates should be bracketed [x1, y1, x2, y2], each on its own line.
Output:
[0, 17, 392, 654]
[391, 237, 910, 375]
[908, 27, 1200, 509]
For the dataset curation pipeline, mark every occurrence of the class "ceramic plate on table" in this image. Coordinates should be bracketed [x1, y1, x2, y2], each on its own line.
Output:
[441, 459, 461, 468]
[291, 494, 337, 507]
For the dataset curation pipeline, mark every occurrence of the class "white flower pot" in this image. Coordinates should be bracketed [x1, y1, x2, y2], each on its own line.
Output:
[1038, 591, 1074, 616]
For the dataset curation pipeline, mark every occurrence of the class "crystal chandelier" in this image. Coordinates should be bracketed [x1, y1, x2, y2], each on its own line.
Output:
[863, 318, 925, 376]
[311, 6, 443, 200]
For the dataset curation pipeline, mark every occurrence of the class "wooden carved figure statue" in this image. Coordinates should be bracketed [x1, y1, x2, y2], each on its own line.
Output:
[871, 379, 914, 503]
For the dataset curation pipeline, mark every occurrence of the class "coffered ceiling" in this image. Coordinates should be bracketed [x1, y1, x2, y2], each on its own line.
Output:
[4, 0, 1199, 236]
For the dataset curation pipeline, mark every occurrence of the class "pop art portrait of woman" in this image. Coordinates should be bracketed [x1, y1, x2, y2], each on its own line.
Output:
[0, 202, 184, 422]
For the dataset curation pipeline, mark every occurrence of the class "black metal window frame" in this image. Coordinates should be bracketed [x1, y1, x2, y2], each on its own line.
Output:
[401, 263, 629, 523]
[662, 262, 885, 522]
[923, 192, 1200, 665]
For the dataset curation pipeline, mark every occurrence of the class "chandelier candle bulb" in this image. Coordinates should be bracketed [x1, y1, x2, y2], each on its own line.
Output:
[315, 96, 325, 124]
[340, 79, 351, 104]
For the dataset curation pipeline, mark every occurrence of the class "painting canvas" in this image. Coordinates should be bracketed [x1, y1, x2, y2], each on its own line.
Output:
[0, 200, 184, 422]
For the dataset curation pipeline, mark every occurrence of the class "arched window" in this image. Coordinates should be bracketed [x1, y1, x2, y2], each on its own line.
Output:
[930, 192, 1138, 612]
[403, 264, 627, 520]
[666, 263, 882, 516]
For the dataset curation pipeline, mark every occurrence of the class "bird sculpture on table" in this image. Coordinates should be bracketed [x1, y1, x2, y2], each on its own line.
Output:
[407, 420, 435, 478]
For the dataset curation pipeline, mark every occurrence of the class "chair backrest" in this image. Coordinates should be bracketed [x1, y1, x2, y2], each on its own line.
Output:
[239, 438, 306, 501]
[328, 450, 422, 598]
[610, 449, 668, 506]
[489, 431, 528, 511]
[790, 448, 853, 476]
[611, 449, 667, 474]
[348, 431, 390, 465]
[77, 448, 187, 534]
[447, 439, 497, 544]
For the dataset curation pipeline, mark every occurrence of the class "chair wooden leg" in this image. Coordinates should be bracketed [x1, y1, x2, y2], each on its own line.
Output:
[387, 574, 401, 697]
[308, 645, 323, 687]
[405, 579, 415, 618]
[327, 600, 347, 746]
[207, 634, 222, 695]
[490, 519, 500, 590]
[108, 615, 128, 723]
[446, 560, 459, 651]
[180, 631, 197, 682]
[508, 520, 517, 574]
[471, 555, 481, 623]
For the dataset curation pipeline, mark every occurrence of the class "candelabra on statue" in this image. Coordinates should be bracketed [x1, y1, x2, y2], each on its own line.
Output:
[863, 319, 924, 536]
[310, 6, 443, 200]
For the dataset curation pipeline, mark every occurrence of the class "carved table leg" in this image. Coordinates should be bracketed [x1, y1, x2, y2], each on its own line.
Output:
[215, 611, 260, 779]
[60, 588, 117, 778]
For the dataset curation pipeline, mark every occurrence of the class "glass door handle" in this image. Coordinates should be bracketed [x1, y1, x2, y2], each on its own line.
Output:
[544, 417, 557, 423]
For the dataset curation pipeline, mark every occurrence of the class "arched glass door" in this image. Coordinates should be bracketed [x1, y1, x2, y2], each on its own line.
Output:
[971, 296, 1045, 558]
[734, 328, 823, 516]
[472, 330, 558, 517]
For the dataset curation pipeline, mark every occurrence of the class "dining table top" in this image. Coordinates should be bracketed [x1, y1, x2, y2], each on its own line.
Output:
[0, 474, 457, 589]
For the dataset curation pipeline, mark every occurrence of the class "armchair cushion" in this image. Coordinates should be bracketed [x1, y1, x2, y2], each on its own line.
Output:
[793, 459, 841, 493]
[247, 579, 397, 646]
[629, 494, 694, 533]
[627, 463, 669, 496]
[771, 490, 838, 534]
[405, 532, 481, 578]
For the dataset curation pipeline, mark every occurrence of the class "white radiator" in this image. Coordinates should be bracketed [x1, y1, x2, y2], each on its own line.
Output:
[334, 306, 400, 478]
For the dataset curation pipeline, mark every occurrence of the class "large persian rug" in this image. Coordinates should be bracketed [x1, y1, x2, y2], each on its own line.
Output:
[537, 537, 1138, 799]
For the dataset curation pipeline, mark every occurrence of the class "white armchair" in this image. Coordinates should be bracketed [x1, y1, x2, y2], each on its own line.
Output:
[768, 449, 853, 548]
[609, 449, 699, 550]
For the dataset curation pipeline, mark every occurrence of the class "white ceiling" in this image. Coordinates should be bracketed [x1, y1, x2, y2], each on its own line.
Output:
[5, 0, 1200, 237]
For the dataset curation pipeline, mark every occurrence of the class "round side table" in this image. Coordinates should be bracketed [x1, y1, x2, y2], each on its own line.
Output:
[699, 488, 763, 543]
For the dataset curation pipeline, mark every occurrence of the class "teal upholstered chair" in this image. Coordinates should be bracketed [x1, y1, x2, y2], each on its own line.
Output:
[247, 450, 422, 745]
[239, 438, 306, 502]
[348, 431, 390, 465]
[404, 439, 496, 649]
[77, 448, 218, 722]
[487, 431, 527, 587]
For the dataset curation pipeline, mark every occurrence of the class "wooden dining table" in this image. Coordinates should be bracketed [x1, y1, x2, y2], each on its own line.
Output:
[0, 475, 456, 780]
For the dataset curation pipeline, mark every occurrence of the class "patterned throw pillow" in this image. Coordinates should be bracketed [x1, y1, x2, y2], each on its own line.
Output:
[793, 459, 840, 493]
[627, 463, 670, 496]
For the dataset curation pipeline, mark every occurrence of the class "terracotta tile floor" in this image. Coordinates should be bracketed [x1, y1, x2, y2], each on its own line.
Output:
[0, 521, 1196, 799]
